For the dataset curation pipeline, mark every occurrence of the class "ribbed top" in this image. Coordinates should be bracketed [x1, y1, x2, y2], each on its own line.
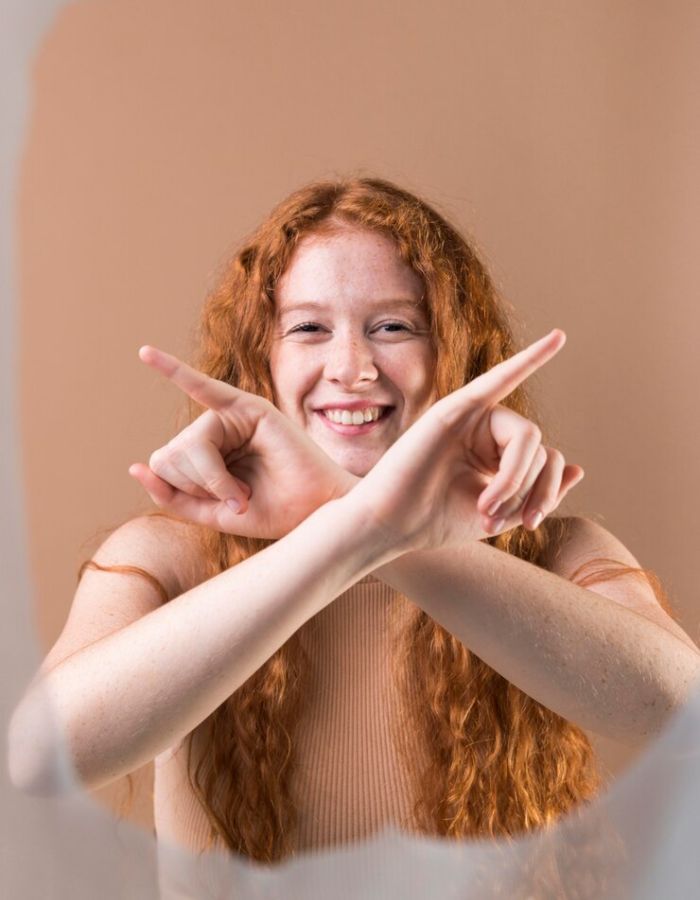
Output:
[153, 574, 429, 857]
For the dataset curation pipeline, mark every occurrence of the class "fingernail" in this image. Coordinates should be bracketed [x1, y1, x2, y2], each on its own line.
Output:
[487, 500, 501, 516]
[530, 511, 543, 530]
[226, 498, 242, 513]
[491, 517, 506, 533]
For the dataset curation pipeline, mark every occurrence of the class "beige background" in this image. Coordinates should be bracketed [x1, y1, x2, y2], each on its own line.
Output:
[18, 1, 700, 833]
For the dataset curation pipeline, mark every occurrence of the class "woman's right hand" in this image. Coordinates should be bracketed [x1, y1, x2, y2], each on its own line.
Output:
[129, 346, 356, 539]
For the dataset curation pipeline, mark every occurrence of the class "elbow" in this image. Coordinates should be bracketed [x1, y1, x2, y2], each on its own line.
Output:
[600, 655, 700, 748]
[665, 654, 700, 724]
[6, 694, 79, 798]
[7, 708, 50, 796]
[632, 657, 700, 747]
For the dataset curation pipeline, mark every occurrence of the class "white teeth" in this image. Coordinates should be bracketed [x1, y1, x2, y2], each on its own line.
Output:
[323, 406, 383, 424]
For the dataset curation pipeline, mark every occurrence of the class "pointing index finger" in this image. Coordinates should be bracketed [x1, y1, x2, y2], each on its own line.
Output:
[466, 329, 566, 406]
[433, 329, 566, 429]
[138, 345, 238, 411]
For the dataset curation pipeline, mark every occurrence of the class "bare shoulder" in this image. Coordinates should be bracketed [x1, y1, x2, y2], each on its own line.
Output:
[546, 515, 646, 578]
[548, 515, 699, 652]
[89, 514, 208, 598]
[37, 515, 208, 678]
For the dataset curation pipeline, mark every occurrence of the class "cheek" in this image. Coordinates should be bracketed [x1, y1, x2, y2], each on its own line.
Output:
[397, 350, 437, 408]
[269, 349, 313, 413]
[268, 352, 291, 410]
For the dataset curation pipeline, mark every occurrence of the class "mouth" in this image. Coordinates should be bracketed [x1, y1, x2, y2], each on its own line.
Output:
[314, 406, 394, 435]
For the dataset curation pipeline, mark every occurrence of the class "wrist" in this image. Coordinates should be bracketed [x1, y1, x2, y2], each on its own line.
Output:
[329, 466, 361, 501]
[372, 536, 487, 591]
[329, 490, 409, 573]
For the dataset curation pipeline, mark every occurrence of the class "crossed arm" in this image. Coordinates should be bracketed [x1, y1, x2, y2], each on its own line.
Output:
[313, 464, 700, 744]
[131, 336, 700, 747]
[378, 530, 700, 745]
[10, 333, 700, 796]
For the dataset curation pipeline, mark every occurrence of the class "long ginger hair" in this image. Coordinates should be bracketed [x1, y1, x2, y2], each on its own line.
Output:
[83, 176, 677, 864]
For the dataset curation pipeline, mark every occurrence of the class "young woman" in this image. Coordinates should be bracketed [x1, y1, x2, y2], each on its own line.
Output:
[9, 177, 700, 866]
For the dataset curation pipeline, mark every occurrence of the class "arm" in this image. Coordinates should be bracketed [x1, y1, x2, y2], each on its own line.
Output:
[373, 518, 700, 746]
[8, 498, 400, 796]
[128, 336, 700, 747]
[133, 341, 700, 747]
[12, 333, 561, 795]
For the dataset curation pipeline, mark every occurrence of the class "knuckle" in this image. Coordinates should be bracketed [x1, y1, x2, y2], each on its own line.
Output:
[542, 480, 563, 508]
[527, 424, 542, 444]
[203, 475, 226, 496]
[500, 474, 524, 492]
[549, 447, 565, 467]
[180, 435, 200, 454]
[149, 448, 165, 471]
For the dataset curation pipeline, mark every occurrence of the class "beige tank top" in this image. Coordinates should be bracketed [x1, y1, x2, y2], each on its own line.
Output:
[153, 574, 430, 858]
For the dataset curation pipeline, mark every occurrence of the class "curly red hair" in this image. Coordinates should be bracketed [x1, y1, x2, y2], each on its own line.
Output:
[82, 176, 676, 865]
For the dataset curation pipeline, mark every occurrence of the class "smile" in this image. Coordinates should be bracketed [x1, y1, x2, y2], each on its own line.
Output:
[323, 406, 384, 424]
[315, 406, 393, 434]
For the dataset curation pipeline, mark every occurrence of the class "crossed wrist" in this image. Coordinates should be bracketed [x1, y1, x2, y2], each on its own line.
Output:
[329, 467, 361, 501]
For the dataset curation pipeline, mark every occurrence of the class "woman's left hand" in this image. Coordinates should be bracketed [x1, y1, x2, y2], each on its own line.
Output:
[466, 408, 584, 538]
[343, 329, 584, 553]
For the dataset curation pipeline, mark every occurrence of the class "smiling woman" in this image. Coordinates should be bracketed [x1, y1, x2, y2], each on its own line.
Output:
[8, 176, 700, 871]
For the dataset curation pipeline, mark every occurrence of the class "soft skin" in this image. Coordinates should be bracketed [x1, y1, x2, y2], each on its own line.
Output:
[269, 227, 437, 478]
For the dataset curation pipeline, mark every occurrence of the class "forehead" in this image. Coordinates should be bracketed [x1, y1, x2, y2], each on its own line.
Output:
[275, 227, 424, 309]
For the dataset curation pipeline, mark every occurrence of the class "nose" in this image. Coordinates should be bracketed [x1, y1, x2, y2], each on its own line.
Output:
[323, 334, 378, 388]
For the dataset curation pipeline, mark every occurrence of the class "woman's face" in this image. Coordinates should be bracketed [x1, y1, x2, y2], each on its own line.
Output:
[269, 226, 437, 476]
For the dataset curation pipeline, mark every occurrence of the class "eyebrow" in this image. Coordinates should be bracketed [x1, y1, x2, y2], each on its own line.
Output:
[277, 299, 424, 318]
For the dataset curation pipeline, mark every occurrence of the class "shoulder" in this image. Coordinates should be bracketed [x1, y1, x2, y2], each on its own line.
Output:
[546, 515, 645, 579]
[90, 513, 208, 599]
[546, 516, 697, 650]
[36, 515, 211, 680]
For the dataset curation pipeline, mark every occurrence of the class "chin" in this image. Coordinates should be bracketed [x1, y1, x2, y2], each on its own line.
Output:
[344, 463, 372, 478]
[321, 449, 374, 478]
[310, 433, 384, 477]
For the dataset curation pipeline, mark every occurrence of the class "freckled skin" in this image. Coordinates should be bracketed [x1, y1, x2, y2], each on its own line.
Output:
[269, 227, 438, 477]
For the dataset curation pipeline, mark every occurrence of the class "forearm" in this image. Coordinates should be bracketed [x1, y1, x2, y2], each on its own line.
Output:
[10, 496, 398, 795]
[374, 541, 700, 744]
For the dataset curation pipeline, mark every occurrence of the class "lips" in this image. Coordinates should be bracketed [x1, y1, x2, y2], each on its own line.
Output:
[315, 406, 393, 434]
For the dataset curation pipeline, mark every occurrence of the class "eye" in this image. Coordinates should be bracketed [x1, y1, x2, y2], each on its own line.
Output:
[288, 322, 325, 334]
[372, 321, 419, 338]
[283, 320, 424, 339]
[376, 321, 411, 332]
